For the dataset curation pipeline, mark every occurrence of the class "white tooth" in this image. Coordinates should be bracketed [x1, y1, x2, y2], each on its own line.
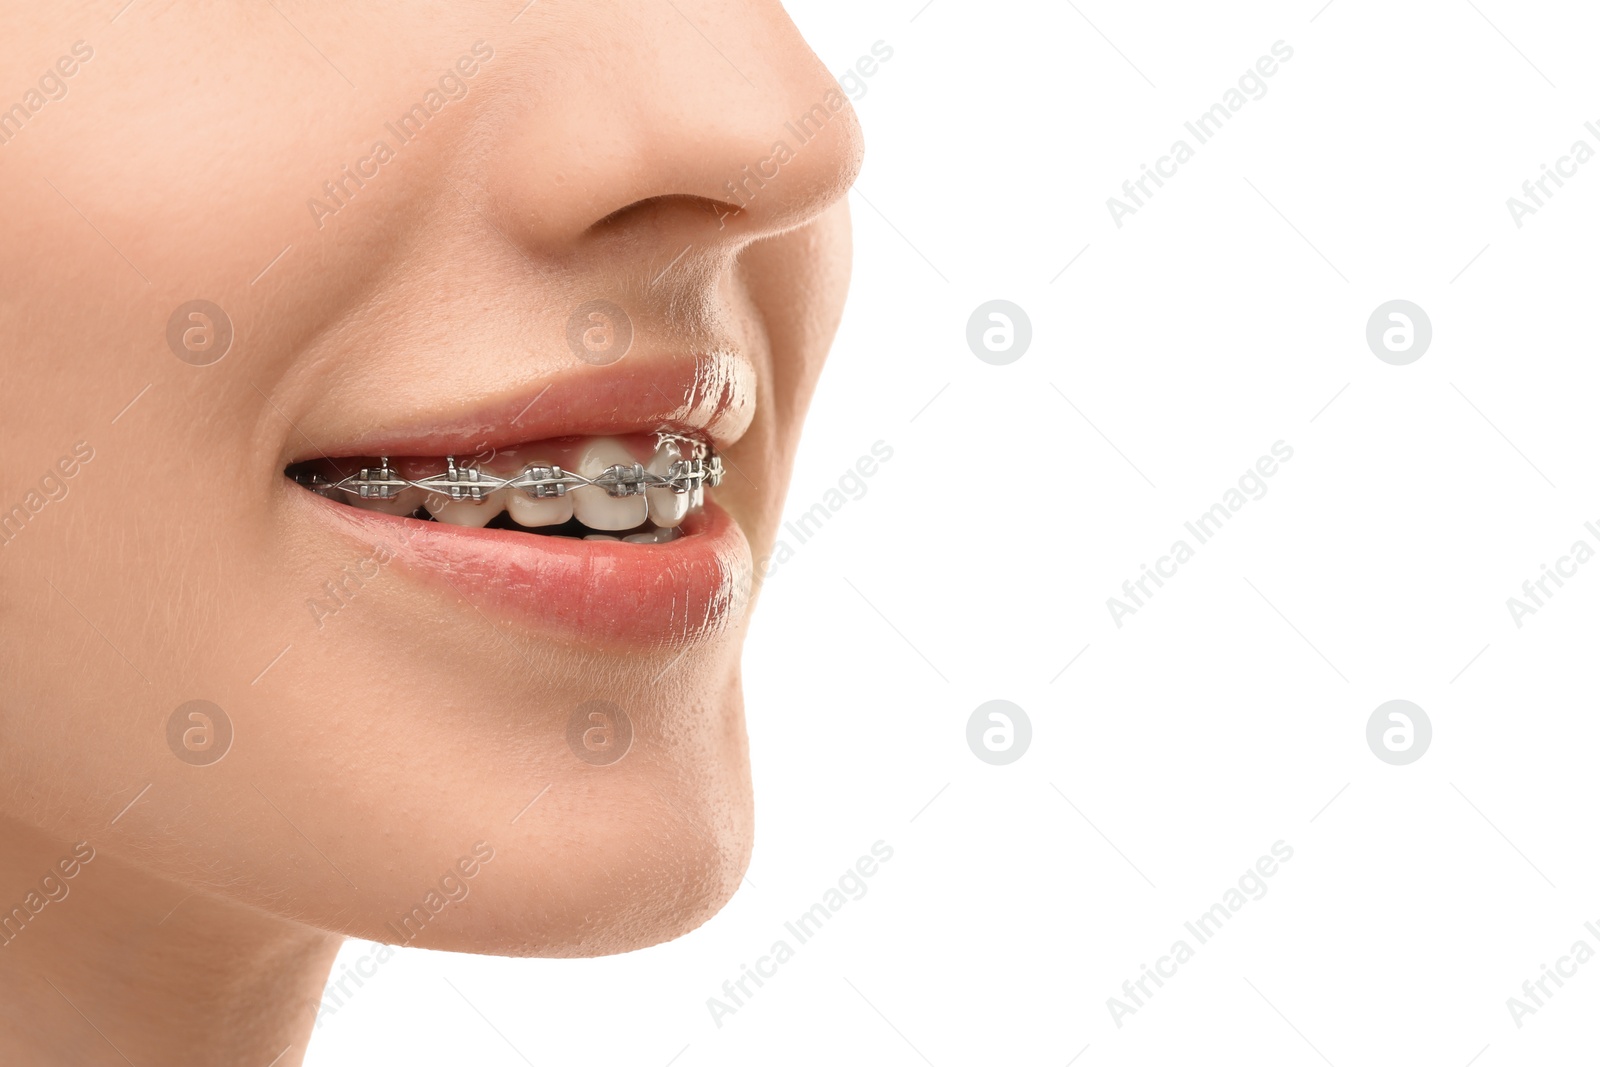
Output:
[645, 440, 690, 527]
[350, 488, 423, 516]
[573, 437, 648, 531]
[506, 460, 576, 528]
[425, 488, 505, 528]
[584, 534, 619, 541]
[623, 532, 656, 543]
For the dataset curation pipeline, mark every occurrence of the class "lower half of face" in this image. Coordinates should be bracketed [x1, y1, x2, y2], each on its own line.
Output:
[0, 2, 859, 955]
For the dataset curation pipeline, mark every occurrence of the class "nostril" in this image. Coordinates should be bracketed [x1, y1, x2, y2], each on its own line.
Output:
[590, 194, 746, 235]
[476, 8, 866, 255]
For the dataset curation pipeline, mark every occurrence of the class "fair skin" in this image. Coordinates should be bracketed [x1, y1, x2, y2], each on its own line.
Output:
[0, 2, 861, 1063]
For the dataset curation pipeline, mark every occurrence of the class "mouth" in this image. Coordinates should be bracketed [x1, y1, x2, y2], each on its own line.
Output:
[286, 432, 721, 544]
[277, 350, 758, 644]
[284, 430, 752, 646]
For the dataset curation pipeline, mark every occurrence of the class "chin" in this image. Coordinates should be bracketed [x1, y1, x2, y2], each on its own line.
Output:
[308, 674, 758, 959]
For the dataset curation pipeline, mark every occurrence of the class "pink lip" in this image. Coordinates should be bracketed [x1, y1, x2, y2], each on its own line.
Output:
[288, 350, 756, 462]
[290, 487, 753, 646]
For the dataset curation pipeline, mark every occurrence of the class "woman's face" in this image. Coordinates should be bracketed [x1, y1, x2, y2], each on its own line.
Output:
[0, 2, 859, 954]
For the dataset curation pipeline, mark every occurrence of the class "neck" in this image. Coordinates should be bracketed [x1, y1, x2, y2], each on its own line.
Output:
[0, 818, 340, 1066]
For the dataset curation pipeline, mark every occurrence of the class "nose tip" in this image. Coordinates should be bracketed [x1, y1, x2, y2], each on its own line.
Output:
[480, 3, 864, 253]
[704, 92, 865, 239]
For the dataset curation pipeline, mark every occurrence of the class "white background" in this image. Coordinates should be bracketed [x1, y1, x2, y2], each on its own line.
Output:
[308, 2, 1600, 1063]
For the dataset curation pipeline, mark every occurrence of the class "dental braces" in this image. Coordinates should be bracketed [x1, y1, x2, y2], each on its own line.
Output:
[293, 454, 724, 503]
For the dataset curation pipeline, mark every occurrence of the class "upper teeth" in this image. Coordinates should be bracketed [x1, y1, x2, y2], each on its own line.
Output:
[573, 437, 648, 531]
[645, 438, 690, 528]
[506, 454, 574, 530]
[299, 436, 717, 532]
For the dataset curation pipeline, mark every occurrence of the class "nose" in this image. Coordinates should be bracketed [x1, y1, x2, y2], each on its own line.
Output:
[480, 1, 863, 254]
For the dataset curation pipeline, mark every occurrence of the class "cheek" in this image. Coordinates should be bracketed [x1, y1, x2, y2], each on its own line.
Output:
[0, 1, 847, 960]
[721, 200, 853, 550]
[747, 198, 854, 393]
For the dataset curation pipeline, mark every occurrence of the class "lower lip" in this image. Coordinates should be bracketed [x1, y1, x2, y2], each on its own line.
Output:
[290, 487, 752, 645]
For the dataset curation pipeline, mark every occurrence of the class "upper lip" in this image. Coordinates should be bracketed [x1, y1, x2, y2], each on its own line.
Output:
[276, 345, 757, 643]
[283, 347, 756, 463]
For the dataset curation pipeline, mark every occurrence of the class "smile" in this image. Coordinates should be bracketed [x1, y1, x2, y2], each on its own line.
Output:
[284, 428, 751, 646]
[287, 433, 723, 544]
[277, 350, 759, 642]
